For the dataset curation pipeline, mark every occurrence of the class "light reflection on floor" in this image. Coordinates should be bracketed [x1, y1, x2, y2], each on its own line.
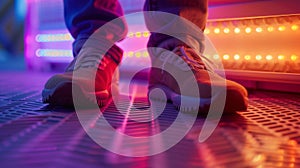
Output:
[0, 72, 299, 167]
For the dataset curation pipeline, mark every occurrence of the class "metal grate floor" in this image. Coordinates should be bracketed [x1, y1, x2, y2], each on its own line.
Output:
[0, 72, 299, 168]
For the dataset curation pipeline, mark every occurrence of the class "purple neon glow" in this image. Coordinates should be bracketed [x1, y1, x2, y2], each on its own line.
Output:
[25, 0, 74, 67]
[35, 33, 73, 42]
[36, 49, 72, 57]
[25, 0, 150, 69]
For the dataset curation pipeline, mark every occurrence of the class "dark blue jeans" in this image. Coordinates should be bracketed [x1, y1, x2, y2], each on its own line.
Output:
[64, 0, 208, 57]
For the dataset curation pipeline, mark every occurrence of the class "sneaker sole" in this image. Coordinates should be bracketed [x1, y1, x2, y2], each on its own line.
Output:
[148, 84, 248, 113]
[42, 82, 110, 107]
[148, 84, 211, 113]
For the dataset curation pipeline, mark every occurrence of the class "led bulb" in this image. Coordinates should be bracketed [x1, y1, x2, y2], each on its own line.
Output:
[223, 28, 230, 34]
[135, 32, 142, 38]
[266, 55, 273, 60]
[244, 55, 251, 60]
[291, 25, 299, 31]
[291, 55, 298, 61]
[267, 26, 274, 32]
[128, 32, 134, 38]
[213, 54, 219, 60]
[214, 28, 220, 34]
[234, 54, 240, 60]
[256, 55, 262, 61]
[234, 28, 241, 34]
[256, 27, 263, 33]
[278, 26, 286, 32]
[143, 31, 150, 37]
[128, 51, 134, 57]
[223, 54, 230, 60]
[245, 27, 252, 33]
[143, 51, 149, 57]
[66, 34, 72, 40]
[135, 52, 141, 58]
[204, 29, 210, 34]
[278, 55, 285, 60]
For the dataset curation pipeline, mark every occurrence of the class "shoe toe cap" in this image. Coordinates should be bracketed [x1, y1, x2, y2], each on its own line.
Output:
[224, 80, 248, 113]
[44, 73, 72, 89]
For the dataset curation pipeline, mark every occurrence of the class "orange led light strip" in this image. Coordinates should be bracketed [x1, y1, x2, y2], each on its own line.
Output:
[124, 51, 299, 62]
[127, 31, 150, 38]
[204, 24, 299, 35]
[205, 14, 300, 35]
[127, 24, 298, 37]
[220, 54, 298, 62]
[127, 15, 300, 37]
[127, 25, 299, 37]
[124, 51, 149, 58]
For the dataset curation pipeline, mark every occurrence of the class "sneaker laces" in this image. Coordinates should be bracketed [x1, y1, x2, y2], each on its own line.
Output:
[72, 48, 109, 71]
[160, 46, 216, 74]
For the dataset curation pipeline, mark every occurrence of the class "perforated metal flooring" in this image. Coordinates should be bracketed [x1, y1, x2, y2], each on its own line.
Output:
[0, 72, 299, 168]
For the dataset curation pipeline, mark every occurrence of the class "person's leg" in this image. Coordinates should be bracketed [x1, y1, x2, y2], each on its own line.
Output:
[144, 0, 248, 113]
[43, 0, 127, 106]
[144, 0, 208, 51]
[64, 0, 127, 57]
